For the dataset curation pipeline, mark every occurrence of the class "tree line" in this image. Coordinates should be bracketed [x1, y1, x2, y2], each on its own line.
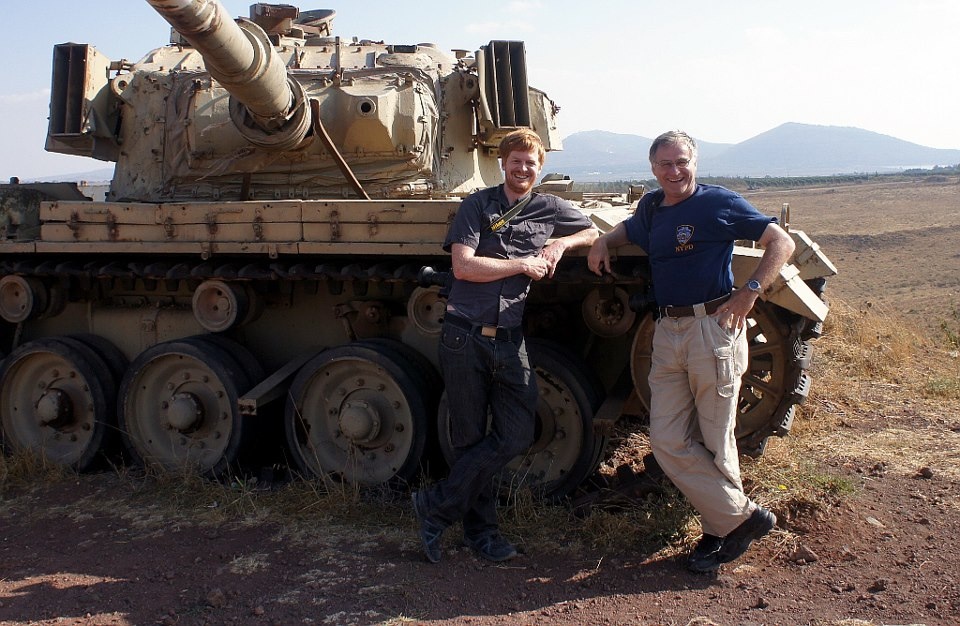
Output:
[572, 164, 960, 194]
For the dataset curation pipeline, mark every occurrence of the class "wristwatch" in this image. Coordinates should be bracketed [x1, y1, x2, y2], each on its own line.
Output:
[745, 279, 763, 294]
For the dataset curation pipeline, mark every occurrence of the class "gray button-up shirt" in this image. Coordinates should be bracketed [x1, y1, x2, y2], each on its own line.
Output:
[442, 185, 594, 328]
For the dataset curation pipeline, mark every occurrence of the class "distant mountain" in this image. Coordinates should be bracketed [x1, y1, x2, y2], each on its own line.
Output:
[545, 124, 960, 180]
[707, 123, 960, 176]
[546, 130, 733, 181]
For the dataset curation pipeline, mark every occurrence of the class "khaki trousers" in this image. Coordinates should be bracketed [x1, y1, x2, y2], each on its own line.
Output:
[648, 312, 754, 537]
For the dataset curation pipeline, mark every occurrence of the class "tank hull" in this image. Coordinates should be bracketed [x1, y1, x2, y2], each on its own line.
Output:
[0, 193, 830, 496]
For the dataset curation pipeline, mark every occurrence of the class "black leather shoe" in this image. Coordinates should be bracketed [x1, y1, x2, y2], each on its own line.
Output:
[686, 533, 724, 573]
[464, 532, 518, 562]
[716, 506, 776, 564]
[411, 491, 444, 563]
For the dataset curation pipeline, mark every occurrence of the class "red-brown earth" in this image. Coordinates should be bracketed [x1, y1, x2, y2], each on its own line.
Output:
[2, 178, 959, 625]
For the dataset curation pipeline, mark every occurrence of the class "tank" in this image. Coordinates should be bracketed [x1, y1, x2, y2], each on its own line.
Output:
[0, 1, 836, 498]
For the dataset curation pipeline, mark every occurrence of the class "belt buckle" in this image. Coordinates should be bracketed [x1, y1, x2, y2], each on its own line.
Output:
[480, 326, 497, 338]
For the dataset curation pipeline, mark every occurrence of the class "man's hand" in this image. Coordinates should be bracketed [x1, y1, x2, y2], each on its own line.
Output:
[538, 240, 566, 278]
[539, 226, 599, 278]
[587, 238, 611, 276]
[519, 256, 551, 280]
[714, 289, 759, 330]
[587, 224, 627, 276]
[713, 222, 796, 330]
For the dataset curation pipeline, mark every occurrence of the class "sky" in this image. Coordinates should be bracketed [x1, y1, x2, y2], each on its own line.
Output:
[1, 0, 957, 180]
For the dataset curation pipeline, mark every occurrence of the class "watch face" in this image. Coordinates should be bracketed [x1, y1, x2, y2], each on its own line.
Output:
[747, 280, 762, 292]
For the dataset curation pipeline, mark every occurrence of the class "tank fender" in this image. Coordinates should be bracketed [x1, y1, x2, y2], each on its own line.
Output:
[789, 229, 839, 281]
[732, 246, 829, 322]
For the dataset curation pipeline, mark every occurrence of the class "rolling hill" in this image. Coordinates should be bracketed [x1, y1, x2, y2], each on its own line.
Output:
[24, 123, 960, 184]
[545, 123, 960, 181]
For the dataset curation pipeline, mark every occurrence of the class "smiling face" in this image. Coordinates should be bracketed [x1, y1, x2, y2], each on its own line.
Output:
[651, 141, 697, 206]
[501, 147, 542, 200]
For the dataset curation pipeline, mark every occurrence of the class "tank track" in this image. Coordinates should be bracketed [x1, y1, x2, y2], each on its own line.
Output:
[0, 256, 620, 292]
[738, 278, 827, 456]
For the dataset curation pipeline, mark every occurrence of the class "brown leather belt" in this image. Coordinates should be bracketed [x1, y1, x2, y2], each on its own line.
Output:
[443, 313, 523, 343]
[658, 294, 731, 319]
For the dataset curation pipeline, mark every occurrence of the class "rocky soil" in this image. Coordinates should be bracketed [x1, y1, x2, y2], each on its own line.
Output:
[2, 378, 959, 625]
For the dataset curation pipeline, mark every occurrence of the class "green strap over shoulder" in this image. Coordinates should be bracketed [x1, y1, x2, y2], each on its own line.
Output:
[488, 194, 533, 232]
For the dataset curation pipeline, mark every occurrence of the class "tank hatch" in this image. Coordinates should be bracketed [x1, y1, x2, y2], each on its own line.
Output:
[249, 3, 336, 37]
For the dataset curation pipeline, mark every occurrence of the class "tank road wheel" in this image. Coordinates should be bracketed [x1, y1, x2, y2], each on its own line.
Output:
[180, 334, 265, 389]
[118, 340, 249, 477]
[284, 344, 427, 487]
[528, 339, 608, 494]
[437, 340, 603, 500]
[0, 276, 65, 323]
[356, 338, 445, 476]
[67, 334, 129, 388]
[0, 337, 117, 470]
[191, 280, 262, 333]
[630, 300, 808, 455]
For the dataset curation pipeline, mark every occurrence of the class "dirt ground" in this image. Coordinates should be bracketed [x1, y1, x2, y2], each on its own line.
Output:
[3, 393, 960, 626]
[744, 177, 960, 336]
[2, 178, 959, 625]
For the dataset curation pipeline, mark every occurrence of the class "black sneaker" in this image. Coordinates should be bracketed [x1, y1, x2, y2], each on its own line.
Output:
[411, 491, 444, 563]
[716, 506, 776, 564]
[687, 533, 724, 573]
[464, 532, 518, 562]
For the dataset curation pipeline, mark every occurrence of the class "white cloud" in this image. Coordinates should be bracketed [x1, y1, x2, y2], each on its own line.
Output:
[0, 89, 49, 104]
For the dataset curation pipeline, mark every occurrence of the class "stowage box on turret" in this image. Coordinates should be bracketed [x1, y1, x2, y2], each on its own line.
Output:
[0, 1, 835, 498]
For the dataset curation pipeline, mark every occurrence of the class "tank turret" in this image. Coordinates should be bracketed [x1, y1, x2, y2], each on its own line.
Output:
[146, 0, 312, 151]
[44, 0, 562, 203]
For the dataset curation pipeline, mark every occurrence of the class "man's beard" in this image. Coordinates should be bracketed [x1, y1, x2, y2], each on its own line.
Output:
[505, 175, 534, 197]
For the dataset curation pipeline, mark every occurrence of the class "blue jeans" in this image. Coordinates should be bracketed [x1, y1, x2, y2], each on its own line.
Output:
[420, 323, 538, 538]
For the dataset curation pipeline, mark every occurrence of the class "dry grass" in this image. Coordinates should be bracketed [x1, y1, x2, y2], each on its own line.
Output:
[0, 454, 410, 547]
[0, 449, 69, 491]
[815, 298, 925, 383]
[3, 296, 959, 558]
[806, 299, 960, 481]
[747, 298, 960, 514]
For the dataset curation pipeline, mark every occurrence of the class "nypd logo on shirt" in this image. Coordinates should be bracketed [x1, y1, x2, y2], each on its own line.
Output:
[675, 224, 695, 252]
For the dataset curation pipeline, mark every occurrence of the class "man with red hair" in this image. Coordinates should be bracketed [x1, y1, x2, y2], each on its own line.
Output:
[412, 128, 598, 563]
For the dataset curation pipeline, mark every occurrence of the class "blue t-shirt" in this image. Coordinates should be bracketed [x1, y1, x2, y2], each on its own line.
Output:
[624, 184, 774, 307]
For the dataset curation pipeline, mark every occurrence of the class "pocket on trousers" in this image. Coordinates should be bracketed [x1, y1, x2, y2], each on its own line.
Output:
[714, 345, 736, 398]
[711, 315, 739, 337]
[440, 325, 468, 352]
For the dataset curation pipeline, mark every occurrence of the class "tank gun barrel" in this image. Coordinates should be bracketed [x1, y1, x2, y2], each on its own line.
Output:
[146, 0, 310, 150]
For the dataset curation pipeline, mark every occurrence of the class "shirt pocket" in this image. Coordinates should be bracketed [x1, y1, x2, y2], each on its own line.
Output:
[508, 221, 551, 251]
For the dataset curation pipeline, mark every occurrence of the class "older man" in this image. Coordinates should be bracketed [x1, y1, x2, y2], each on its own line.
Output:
[588, 130, 795, 573]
